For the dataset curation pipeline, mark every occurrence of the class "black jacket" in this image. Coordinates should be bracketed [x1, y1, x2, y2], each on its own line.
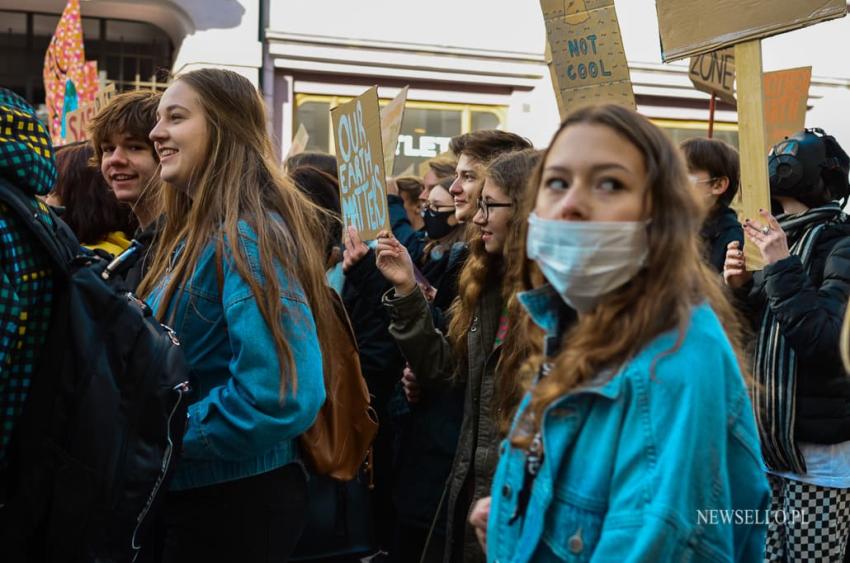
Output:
[107, 218, 162, 294]
[701, 205, 743, 273]
[738, 220, 850, 444]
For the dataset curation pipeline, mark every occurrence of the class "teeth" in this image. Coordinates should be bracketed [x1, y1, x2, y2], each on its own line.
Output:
[113, 175, 134, 181]
[160, 148, 177, 157]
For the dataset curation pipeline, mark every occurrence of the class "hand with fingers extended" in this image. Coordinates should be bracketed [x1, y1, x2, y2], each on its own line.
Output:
[469, 496, 491, 553]
[342, 225, 370, 274]
[401, 364, 421, 404]
[723, 240, 753, 289]
[743, 208, 790, 266]
[375, 230, 417, 296]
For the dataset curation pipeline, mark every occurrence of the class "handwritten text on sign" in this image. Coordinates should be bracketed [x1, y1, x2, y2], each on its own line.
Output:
[688, 48, 736, 105]
[763, 67, 812, 149]
[331, 87, 389, 240]
[540, 0, 634, 117]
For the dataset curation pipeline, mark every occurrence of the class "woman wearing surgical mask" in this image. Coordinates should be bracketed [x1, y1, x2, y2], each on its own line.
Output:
[470, 105, 769, 561]
[375, 149, 540, 563]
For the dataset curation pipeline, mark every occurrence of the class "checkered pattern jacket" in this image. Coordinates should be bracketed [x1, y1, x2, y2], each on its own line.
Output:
[0, 88, 57, 465]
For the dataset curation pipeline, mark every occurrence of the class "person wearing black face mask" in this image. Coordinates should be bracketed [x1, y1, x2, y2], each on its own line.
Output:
[724, 128, 850, 562]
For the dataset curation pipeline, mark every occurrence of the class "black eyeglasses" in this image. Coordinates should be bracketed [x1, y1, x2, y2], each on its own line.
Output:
[476, 198, 513, 221]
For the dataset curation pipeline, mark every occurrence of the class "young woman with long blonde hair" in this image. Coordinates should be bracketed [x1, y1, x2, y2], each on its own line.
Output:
[140, 68, 336, 562]
[472, 105, 769, 561]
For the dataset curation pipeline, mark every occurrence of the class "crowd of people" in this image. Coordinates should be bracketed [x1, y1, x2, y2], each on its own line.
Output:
[1, 68, 850, 562]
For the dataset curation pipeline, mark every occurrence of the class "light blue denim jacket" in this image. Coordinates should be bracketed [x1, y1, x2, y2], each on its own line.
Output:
[487, 286, 769, 562]
[147, 222, 325, 491]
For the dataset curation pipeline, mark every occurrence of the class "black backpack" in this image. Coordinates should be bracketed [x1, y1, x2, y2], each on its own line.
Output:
[0, 178, 190, 562]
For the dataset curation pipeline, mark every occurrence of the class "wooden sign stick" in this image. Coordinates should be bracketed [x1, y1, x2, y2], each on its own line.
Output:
[708, 92, 716, 139]
[734, 39, 771, 271]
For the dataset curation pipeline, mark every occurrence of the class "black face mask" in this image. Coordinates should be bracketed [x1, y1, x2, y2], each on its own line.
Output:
[422, 208, 456, 240]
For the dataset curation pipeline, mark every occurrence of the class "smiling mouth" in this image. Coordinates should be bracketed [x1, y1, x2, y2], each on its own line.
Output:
[159, 148, 178, 158]
[111, 174, 137, 182]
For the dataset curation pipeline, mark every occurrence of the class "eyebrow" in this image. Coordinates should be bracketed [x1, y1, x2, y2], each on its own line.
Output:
[163, 104, 189, 113]
[545, 163, 630, 174]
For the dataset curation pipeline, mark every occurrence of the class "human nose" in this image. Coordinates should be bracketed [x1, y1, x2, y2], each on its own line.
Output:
[472, 203, 487, 226]
[107, 146, 128, 165]
[149, 120, 165, 143]
[551, 183, 588, 220]
[448, 176, 462, 196]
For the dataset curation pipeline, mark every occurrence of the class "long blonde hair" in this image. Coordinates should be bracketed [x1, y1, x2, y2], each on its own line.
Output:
[138, 68, 335, 398]
[511, 104, 750, 447]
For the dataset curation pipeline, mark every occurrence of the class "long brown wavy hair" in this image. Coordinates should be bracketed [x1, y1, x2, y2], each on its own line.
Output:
[138, 69, 336, 399]
[447, 148, 541, 429]
[511, 104, 750, 448]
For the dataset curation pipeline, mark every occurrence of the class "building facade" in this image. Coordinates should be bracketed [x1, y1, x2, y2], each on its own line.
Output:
[2, 0, 848, 172]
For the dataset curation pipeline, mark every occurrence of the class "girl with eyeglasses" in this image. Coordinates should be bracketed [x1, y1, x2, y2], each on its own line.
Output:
[374, 148, 540, 563]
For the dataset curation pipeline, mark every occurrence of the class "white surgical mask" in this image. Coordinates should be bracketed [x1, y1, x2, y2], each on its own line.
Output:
[526, 212, 649, 313]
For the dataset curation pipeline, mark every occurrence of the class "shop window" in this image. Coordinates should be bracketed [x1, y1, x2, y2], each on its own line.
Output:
[294, 93, 507, 175]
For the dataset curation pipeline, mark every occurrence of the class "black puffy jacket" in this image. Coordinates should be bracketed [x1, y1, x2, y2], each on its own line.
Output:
[738, 220, 850, 444]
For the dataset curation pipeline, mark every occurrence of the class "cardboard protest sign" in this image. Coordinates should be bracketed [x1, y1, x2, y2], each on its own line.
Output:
[43, 0, 99, 145]
[763, 67, 811, 150]
[64, 83, 116, 143]
[656, 0, 846, 62]
[540, 0, 635, 119]
[284, 123, 309, 163]
[688, 48, 736, 105]
[331, 87, 390, 240]
[380, 86, 408, 176]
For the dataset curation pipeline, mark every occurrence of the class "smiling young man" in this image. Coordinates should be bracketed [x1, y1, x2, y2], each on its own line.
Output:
[447, 130, 532, 222]
[89, 90, 162, 291]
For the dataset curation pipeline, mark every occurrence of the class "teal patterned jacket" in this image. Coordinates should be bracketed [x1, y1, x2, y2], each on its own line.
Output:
[0, 88, 57, 465]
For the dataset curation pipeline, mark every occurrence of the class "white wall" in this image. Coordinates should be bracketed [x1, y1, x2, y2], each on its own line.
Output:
[171, 0, 262, 85]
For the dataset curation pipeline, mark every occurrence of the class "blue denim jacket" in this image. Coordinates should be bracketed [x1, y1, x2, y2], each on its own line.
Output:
[487, 286, 769, 562]
[147, 222, 325, 491]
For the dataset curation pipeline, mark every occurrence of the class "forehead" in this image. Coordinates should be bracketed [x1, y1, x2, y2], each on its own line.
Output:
[456, 153, 482, 173]
[481, 176, 506, 198]
[103, 131, 148, 146]
[157, 80, 201, 113]
[546, 123, 643, 173]
[429, 185, 453, 202]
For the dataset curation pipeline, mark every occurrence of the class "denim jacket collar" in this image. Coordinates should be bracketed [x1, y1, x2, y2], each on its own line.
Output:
[518, 285, 622, 401]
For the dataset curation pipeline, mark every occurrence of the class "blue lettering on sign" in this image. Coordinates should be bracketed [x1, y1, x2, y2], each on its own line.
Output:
[336, 99, 388, 234]
[564, 33, 611, 83]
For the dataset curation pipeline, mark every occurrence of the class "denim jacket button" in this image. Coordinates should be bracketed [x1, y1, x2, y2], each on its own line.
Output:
[568, 528, 583, 554]
[501, 484, 512, 498]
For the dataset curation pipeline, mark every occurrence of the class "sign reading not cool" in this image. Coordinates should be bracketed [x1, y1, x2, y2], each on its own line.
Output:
[331, 86, 390, 241]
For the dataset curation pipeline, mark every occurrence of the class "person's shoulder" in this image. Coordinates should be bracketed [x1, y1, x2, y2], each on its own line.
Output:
[631, 304, 737, 392]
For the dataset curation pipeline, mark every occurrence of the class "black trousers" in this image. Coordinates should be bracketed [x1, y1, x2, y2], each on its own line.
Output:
[161, 463, 308, 563]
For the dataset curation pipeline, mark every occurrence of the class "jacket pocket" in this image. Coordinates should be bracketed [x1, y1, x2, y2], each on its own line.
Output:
[538, 497, 604, 562]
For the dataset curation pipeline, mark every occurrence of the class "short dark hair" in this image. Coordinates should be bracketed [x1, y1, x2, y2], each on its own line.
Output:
[53, 141, 138, 244]
[680, 137, 740, 206]
[449, 130, 533, 166]
[286, 151, 338, 179]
